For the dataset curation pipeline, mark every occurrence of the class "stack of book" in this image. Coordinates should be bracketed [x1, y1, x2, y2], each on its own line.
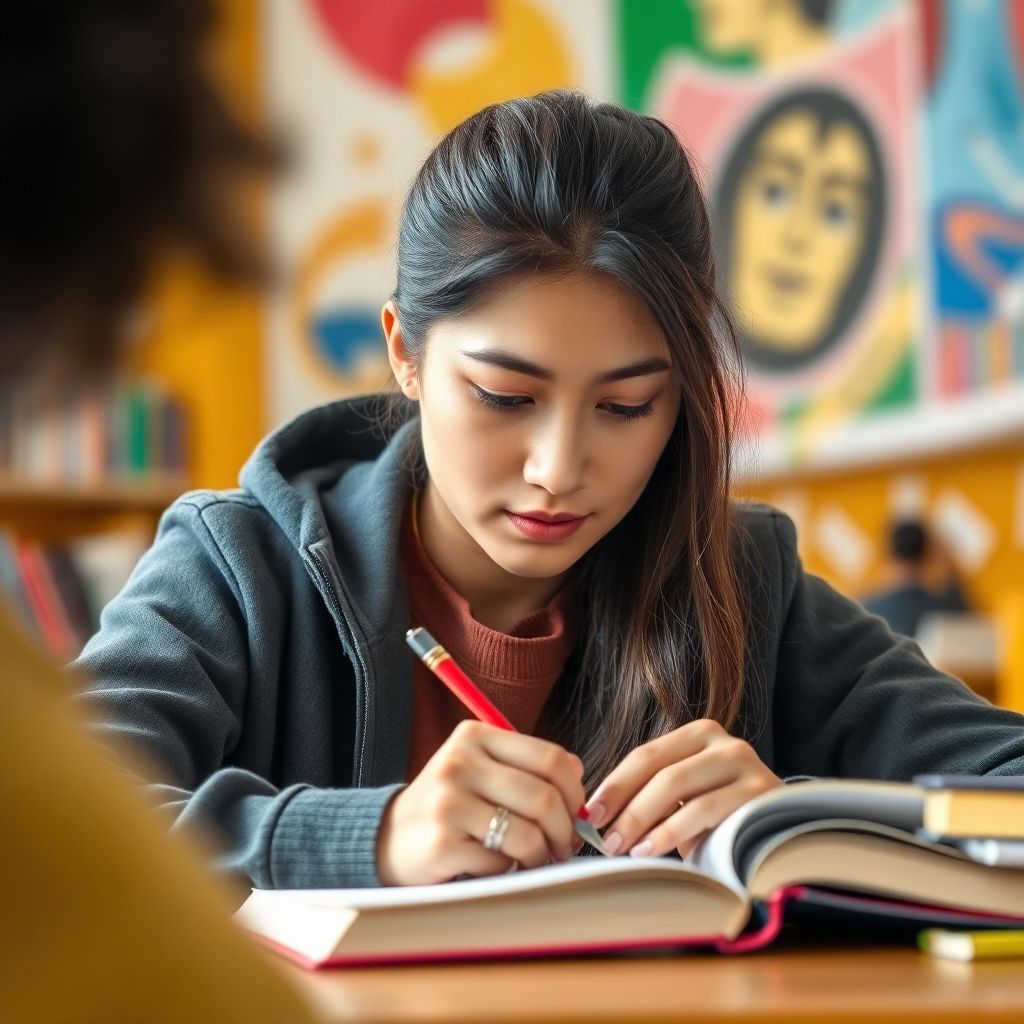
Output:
[917, 775, 1024, 866]
[236, 777, 1024, 968]
[915, 775, 1024, 960]
[0, 379, 187, 485]
[0, 529, 150, 660]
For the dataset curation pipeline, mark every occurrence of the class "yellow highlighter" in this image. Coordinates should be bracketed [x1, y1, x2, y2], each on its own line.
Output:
[919, 928, 1024, 962]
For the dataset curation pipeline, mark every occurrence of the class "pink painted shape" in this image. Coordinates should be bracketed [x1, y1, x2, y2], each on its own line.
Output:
[307, 0, 489, 90]
[654, 11, 919, 405]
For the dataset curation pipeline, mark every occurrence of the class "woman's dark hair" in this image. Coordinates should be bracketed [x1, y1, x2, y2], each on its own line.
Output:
[390, 90, 747, 790]
[714, 87, 887, 373]
[0, 0, 279, 383]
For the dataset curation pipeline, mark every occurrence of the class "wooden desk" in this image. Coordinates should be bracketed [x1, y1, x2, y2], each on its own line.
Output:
[286, 939, 1024, 1023]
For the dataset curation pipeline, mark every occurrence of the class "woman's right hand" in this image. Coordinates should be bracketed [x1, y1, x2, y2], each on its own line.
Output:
[375, 719, 586, 886]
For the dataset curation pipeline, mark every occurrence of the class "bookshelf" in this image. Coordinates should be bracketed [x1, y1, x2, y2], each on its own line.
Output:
[0, 477, 185, 543]
[0, 0, 265, 657]
[0, 477, 185, 513]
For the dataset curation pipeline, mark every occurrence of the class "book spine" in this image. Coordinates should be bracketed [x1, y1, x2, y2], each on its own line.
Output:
[127, 385, 150, 476]
[80, 388, 107, 484]
[43, 546, 95, 649]
[714, 886, 793, 954]
[15, 542, 76, 659]
[0, 529, 34, 631]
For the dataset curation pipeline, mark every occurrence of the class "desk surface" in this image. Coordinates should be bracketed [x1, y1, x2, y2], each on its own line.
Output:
[287, 939, 1024, 1023]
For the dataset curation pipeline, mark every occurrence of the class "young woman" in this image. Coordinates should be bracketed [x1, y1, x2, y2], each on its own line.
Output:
[78, 90, 1024, 890]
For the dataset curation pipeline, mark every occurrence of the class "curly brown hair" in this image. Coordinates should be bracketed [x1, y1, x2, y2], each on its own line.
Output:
[0, 0, 279, 383]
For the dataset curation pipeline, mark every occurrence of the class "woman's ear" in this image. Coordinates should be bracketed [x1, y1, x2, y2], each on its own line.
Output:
[381, 300, 420, 400]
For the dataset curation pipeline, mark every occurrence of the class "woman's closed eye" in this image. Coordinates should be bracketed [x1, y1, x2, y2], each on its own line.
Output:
[600, 400, 654, 421]
[471, 384, 654, 422]
[470, 383, 531, 411]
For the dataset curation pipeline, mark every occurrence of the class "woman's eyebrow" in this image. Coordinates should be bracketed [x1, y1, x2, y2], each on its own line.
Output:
[461, 348, 671, 382]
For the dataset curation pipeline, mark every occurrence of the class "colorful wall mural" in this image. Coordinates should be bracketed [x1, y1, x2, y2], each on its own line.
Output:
[263, 0, 1024, 475]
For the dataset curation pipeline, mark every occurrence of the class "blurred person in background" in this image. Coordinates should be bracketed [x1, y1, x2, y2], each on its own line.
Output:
[0, 1, 319, 1020]
[861, 518, 970, 638]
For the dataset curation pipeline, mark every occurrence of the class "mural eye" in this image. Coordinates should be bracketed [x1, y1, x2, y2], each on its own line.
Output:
[821, 199, 853, 228]
[759, 179, 791, 208]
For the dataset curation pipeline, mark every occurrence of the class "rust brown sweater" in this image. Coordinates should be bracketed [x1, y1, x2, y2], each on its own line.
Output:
[402, 499, 576, 780]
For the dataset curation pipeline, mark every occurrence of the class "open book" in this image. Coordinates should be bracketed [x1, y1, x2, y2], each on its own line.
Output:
[235, 780, 1024, 968]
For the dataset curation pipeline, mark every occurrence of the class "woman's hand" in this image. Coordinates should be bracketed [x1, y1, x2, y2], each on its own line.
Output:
[376, 719, 585, 886]
[585, 719, 781, 859]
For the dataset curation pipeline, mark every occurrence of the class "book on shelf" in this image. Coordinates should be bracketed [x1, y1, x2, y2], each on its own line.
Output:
[0, 378, 187, 487]
[0, 528, 149, 660]
[235, 779, 1024, 969]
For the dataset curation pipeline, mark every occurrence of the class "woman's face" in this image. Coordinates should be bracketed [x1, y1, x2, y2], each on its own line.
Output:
[398, 271, 681, 582]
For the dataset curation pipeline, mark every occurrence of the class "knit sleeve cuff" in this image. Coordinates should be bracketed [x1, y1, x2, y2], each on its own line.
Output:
[268, 783, 406, 889]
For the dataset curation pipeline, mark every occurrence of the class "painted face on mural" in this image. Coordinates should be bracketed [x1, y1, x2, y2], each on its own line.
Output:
[731, 109, 872, 353]
[714, 89, 886, 373]
[694, 0, 833, 65]
[695, 0, 763, 52]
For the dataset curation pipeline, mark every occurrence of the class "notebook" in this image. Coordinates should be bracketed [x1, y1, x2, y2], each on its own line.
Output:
[235, 779, 1024, 968]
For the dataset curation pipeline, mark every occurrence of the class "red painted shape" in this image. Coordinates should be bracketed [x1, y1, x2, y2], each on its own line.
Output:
[917, 0, 942, 94]
[307, 0, 490, 90]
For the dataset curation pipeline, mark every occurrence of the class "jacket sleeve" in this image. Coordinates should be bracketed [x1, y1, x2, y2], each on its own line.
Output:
[74, 498, 402, 889]
[766, 510, 1024, 780]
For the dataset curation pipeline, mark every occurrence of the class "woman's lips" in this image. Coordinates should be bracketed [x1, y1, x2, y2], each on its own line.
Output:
[504, 510, 589, 541]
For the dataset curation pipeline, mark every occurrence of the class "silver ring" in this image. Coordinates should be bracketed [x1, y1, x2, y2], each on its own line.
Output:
[483, 806, 512, 852]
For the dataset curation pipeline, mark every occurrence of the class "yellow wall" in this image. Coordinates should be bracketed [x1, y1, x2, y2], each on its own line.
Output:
[735, 442, 1024, 614]
[130, 0, 266, 491]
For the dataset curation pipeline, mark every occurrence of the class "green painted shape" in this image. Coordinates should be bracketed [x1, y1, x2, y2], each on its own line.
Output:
[618, 0, 753, 110]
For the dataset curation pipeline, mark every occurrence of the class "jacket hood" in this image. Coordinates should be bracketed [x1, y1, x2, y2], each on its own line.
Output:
[238, 394, 415, 556]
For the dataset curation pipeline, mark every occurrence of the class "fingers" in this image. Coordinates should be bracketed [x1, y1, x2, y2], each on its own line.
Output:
[461, 794, 564, 870]
[467, 721, 585, 818]
[440, 722, 582, 862]
[583, 720, 781, 859]
[381, 723, 587, 886]
[634, 778, 765, 859]
[585, 719, 725, 830]
[599, 745, 741, 854]
[470, 759, 577, 861]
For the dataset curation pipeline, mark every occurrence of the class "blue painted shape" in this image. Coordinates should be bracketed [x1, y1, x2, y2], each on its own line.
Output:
[310, 308, 381, 372]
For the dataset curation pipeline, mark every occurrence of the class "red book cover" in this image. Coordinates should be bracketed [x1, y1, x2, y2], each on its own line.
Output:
[16, 543, 77, 659]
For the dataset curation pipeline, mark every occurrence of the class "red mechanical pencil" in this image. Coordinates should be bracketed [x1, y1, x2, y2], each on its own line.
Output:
[405, 626, 608, 856]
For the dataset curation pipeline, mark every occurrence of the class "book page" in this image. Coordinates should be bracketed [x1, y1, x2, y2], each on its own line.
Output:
[238, 858, 754, 961]
[687, 780, 924, 889]
[248, 855, 750, 911]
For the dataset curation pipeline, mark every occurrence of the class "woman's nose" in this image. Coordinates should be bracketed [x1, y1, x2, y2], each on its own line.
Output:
[521, 415, 587, 497]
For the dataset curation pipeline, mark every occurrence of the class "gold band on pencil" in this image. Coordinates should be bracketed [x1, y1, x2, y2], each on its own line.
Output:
[422, 644, 448, 672]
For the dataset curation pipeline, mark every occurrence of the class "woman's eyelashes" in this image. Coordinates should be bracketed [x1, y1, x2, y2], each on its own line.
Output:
[470, 383, 654, 421]
[602, 401, 655, 421]
[470, 383, 530, 412]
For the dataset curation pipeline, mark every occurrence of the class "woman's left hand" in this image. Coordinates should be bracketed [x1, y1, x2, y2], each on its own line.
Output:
[584, 719, 782, 859]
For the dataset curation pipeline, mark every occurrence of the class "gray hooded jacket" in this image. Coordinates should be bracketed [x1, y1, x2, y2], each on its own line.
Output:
[76, 397, 1024, 890]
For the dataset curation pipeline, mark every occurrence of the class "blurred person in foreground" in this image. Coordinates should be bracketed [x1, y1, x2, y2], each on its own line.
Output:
[0, 2, 319, 1020]
[861, 518, 970, 639]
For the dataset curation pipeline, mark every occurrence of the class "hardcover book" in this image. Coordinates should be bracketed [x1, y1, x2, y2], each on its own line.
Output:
[236, 780, 1024, 968]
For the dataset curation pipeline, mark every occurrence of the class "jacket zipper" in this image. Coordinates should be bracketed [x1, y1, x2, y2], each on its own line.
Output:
[308, 545, 370, 787]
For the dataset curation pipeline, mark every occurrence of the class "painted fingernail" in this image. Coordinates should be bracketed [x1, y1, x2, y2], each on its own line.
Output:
[603, 831, 623, 855]
[558, 845, 573, 862]
[585, 800, 607, 828]
[629, 839, 654, 858]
